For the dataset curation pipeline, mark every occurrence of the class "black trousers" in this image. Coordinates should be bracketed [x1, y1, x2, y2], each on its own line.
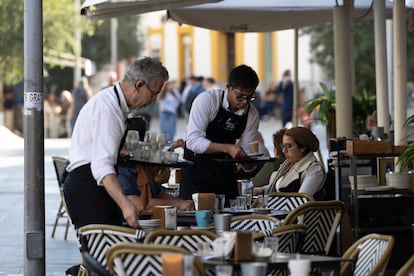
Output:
[63, 164, 123, 229]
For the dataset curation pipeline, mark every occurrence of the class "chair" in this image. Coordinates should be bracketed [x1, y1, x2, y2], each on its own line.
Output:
[144, 229, 218, 252]
[336, 233, 394, 276]
[229, 214, 281, 236]
[282, 200, 345, 255]
[253, 224, 306, 253]
[51, 156, 71, 239]
[78, 224, 147, 275]
[251, 192, 314, 211]
[396, 255, 414, 276]
[253, 224, 306, 276]
[106, 243, 206, 276]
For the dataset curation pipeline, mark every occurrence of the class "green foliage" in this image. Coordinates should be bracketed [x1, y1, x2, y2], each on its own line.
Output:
[0, 0, 93, 85]
[304, 82, 335, 125]
[397, 114, 414, 171]
[81, 16, 143, 70]
[352, 89, 376, 135]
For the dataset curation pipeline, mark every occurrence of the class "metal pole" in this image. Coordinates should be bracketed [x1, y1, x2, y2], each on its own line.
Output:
[74, 0, 82, 86]
[24, 0, 45, 274]
[111, 18, 118, 72]
[292, 28, 299, 127]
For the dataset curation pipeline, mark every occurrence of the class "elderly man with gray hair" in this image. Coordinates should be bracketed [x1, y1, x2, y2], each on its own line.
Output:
[64, 57, 169, 229]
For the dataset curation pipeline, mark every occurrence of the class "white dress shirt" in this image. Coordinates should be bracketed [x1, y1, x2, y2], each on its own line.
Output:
[67, 83, 130, 185]
[186, 89, 260, 154]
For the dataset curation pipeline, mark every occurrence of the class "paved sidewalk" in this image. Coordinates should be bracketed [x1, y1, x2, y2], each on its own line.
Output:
[0, 116, 298, 275]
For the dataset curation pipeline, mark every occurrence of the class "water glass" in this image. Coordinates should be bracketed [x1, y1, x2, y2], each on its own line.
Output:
[214, 194, 225, 212]
[229, 199, 237, 209]
[236, 195, 247, 210]
[215, 265, 233, 276]
[264, 236, 279, 262]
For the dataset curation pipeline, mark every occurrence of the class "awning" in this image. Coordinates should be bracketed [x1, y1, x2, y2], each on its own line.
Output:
[167, 0, 394, 32]
[81, 0, 222, 20]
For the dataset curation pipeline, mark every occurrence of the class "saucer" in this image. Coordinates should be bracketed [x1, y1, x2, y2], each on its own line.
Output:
[190, 226, 214, 230]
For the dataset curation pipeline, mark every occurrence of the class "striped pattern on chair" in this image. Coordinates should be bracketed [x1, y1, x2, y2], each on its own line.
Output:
[106, 243, 205, 276]
[144, 229, 218, 252]
[230, 214, 281, 236]
[254, 224, 306, 276]
[339, 234, 394, 276]
[282, 200, 345, 256]
[251, 192, 314, 211]
[78, 224, 146, 271]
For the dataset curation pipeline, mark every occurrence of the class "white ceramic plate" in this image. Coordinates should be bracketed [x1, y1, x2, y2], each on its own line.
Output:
[138, 219, 161, 228]
[364, 186, 393, 192]
[248, 153, 264, 157]
[252, 207, 273, 214]
[190, 226, 214, 230]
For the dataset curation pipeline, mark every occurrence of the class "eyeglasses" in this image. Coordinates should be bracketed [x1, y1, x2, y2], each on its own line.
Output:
[136, 81, 159, 99]
[232, 88, 255, 102]
[281, 143, 295, 151]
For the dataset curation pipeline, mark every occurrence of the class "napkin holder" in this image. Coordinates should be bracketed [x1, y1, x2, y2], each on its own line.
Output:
[153, 205, 174, 229]
[193, 193, 215, 212]
[234, 231, 252, 261]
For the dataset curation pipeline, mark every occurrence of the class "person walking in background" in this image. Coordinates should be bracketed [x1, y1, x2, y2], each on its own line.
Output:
[44, 92, 59, 138]
[70, 76, 92, 133]
[180, 64, 260, 202]
[58, 90, 73, 138]
[275, 69, 294, 127]
[63, 57, 169, 230]
[158, 80, 181, 144]
[202, 77, 219, 90]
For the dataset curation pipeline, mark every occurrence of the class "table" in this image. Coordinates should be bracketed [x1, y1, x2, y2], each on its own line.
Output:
[200, 252, 347, 275]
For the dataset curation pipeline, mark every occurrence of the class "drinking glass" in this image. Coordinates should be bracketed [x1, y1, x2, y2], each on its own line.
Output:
[125, 130, 139, 156]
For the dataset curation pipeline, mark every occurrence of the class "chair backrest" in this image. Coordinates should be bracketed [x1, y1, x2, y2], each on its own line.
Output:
[396, 255, 414, 276]
[251, 192, 314, 211]
[282, 200, 345, 255]
[253, 224, 306, 253]
[230, 214, 281, 236]
[106, 243, 205, 276]
[341, 233, 394, 276]
[51, 156, 69, 189]
[78, 224, 147, 271]
[144, 229, 218, 252]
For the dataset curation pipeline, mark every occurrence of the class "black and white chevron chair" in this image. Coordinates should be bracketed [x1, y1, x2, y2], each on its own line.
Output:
[106, 243, 206, 276]
[229, 214, 281, 236]
[251, 192, 314, 211]
[144, 229, 218, 252]
[78, 224, 147, 275]
[253, 224, 306, 276]
[396, 255, 414, 276]
[282, 200, 345, 256]
[337, 233, 394, 276]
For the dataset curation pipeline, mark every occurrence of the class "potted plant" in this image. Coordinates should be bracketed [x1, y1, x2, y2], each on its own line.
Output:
[396, 115, 414, 171]
[303, 82, 336, 138]
[304, 83, 376, 138]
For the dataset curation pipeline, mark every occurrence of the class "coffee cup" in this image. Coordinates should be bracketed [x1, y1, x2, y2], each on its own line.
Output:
[195, 210, 211, 227]
[214, 213, 232, 234]
[248, 140, 259, 154]
[288, 259, 311, 276]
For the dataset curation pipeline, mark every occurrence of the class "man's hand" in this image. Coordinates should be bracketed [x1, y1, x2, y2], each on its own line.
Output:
[177, 200, 195, 211]
[227, 144, 247, 159]
[121, 199, 140, 228]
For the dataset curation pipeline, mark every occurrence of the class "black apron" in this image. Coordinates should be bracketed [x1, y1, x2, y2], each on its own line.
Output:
[63, 85, 125, 229]
[180, 91, 249, 203]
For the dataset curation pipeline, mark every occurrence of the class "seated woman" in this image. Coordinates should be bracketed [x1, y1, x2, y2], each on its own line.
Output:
[253, 126, 325, 198]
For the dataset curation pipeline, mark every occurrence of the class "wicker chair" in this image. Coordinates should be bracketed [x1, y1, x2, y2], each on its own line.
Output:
[229, 214, 281, 236]
[51, 156, 71, 239]
[282, 200, 345, 255]
[337, 233, 394, 276]
[253, 224, 306, 276]
[396, 255, 414, 276]
[251, 192, 314, 211]
[144, 229, 218, 252]
[106, 243, 206, 276]
[78, 224, 146, 275]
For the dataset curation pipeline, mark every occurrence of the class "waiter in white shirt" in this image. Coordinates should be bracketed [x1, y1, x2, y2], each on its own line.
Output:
[180, 65, 260, 203]
[63, 57, 169, 229]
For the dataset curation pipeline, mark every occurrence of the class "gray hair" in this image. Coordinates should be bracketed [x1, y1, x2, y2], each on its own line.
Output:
[123, 57, 169, 86]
